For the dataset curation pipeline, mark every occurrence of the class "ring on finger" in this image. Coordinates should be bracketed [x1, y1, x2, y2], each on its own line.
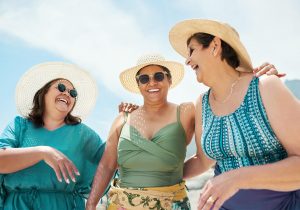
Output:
[207, 196, 216, 203]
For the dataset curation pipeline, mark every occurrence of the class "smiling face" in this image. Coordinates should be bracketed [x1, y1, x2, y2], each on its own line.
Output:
[185, 38, 215, 83]
[44, 79, 76, 116]
[136, 65, 172, 103]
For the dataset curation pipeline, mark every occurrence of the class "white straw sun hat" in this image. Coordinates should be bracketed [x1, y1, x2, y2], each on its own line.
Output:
[15, 62, 98, 120]
[119, 53, 184, 93]
[169, 19, 253, 72]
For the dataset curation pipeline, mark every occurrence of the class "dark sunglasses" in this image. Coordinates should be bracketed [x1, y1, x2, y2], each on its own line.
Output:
[56, 83, 78, 98]
[136, 72, 169, 85]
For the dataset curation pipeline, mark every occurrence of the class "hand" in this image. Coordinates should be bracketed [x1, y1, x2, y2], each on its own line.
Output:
[197, 171, 239, 210]
[253, 62, 286, 78]
[40, 146, 80, 183]
[118, 102, 139, 113]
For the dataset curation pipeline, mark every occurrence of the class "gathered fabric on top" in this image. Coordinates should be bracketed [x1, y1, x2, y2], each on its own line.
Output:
[201, 77, 287, 173]
[201, 77, 300, 210]
[117, 106, 187, 188]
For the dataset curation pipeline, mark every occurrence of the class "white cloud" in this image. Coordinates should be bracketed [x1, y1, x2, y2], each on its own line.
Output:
[173, 0, 300, 80]
[0, 0, 299, 107]
[0, 0, 160, 99]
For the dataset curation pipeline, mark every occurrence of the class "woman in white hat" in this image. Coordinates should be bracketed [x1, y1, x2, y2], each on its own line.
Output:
[169, 19, 300, 210]
[0, 62, 105, 210]
[86, 53, 195, 210]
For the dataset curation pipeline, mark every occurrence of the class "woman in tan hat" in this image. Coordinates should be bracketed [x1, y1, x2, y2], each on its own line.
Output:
[169, 19, 300, 210]
[0, 62, 106, 210]
[86, 53, 195, 210]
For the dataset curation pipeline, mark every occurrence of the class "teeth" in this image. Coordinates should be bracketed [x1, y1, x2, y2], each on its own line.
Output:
[148, 89, 159, 92]
[57, 98, 68, 104]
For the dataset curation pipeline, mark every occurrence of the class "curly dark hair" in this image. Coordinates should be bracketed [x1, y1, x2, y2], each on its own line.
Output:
[28, 78, 81, 127]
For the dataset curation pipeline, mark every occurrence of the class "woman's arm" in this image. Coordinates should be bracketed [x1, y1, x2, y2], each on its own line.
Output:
[86, 113, 125, 210]
[238, 75, 300, 190]
[0, 146, 79, 183]
[183, 95, 215, 179]
[180, 102, 195, 145]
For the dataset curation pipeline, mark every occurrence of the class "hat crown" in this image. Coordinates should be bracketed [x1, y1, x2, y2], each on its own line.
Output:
[136, 53, 166, 65]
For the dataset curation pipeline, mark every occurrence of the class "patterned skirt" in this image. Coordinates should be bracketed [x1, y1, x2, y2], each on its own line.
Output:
[107, 180, 190, 210]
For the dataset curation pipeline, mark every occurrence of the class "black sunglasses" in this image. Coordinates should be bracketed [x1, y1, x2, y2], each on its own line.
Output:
[56, 83, 78, 98]
[136, 71, 169, 85]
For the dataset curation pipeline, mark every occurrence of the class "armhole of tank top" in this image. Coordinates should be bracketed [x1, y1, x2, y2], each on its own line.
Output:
[122, 112, 128, 126]
[176, 105, 181, 124]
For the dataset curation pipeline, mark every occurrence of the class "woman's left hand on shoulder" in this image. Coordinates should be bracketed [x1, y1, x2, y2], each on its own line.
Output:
[253, 62, 286, 77]
[197, 171, 240, 210]
[118, 102, 139, 113]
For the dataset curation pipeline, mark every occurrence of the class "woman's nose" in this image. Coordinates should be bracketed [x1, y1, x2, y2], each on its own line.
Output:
[185, 56, 191, 65]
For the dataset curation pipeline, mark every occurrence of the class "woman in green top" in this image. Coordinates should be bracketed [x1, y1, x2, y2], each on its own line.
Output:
[86, 53, 196, 210]
[85, 53, 279, 210]
[0, 62, 105, 210]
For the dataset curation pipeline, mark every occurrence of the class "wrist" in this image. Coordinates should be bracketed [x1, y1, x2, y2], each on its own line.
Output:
[232, 167, 251, 190]
[35, 146, 50, 160]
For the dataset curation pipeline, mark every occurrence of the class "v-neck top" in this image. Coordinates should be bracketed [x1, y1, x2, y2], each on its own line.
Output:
[0, 116, 105, 210]
[117, 106, 187, 188]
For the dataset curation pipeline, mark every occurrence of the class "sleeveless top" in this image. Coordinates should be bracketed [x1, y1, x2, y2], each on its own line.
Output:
[201, 77, 288, 173]
[117, 106, 187, 188]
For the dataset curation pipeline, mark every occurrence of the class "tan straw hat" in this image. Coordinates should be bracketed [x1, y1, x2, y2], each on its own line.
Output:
[119, 53, 184, 93]
[169, 19, 253, 72]
[15, 62, 98, 119]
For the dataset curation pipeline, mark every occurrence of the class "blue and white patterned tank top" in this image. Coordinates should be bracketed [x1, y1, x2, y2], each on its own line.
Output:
[201, 77, 288, 173]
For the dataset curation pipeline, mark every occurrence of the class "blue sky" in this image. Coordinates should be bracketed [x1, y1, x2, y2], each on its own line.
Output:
[1, 0, 300, 139]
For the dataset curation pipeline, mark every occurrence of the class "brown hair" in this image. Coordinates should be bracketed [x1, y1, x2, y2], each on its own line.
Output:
[187, 33, 240, 68]
[28, 78, 81, 127]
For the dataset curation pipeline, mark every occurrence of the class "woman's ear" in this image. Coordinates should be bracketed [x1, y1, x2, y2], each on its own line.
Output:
[211, 37, 222, 56]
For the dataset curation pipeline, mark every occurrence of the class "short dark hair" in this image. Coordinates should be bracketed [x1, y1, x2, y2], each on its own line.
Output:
[187, 33, 240, 68]
[135, 65, 172, 83]
[28, 78, 81, 127]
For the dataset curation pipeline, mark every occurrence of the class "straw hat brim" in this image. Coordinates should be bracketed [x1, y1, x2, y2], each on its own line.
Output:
[119, 61, 184, 93]
[169, 19, 253, 72]
[15, 62, 98, 120]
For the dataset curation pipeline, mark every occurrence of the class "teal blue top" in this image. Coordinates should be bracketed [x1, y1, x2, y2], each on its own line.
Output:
[0, 116, 105, 210]
[117, 106, 187, 188]
[201, 77, 288, 173]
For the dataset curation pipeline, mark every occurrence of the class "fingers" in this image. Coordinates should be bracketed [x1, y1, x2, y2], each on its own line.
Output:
[58, 161, 70, 184]
[118, 102, 124, 113]
[53, 165, 63, 183]
[64, 160, 80, 182]
[254, 62, 286, 78]
[253, 62, 269, 73]
[118, 102, 139, 113]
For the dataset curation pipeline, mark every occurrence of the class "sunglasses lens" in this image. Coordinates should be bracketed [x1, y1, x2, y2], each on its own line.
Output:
[57, 83, 66, 92]
[138, 75, 150, 84]
[69, 89, 78, 98]
[154, 72, 165, 82]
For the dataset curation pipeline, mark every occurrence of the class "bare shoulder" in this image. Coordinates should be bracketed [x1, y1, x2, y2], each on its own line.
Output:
[259, 75, 299, 106]
[110, 112, 127, 134]
[179, 102, 195, 112]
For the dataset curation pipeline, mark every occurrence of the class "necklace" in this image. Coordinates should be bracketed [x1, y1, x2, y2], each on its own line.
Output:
[212, 72, 241, 104]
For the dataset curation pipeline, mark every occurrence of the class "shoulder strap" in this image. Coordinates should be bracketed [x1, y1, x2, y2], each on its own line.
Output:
[122, 112, 128, 124]
[176, 105, 181, 123]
